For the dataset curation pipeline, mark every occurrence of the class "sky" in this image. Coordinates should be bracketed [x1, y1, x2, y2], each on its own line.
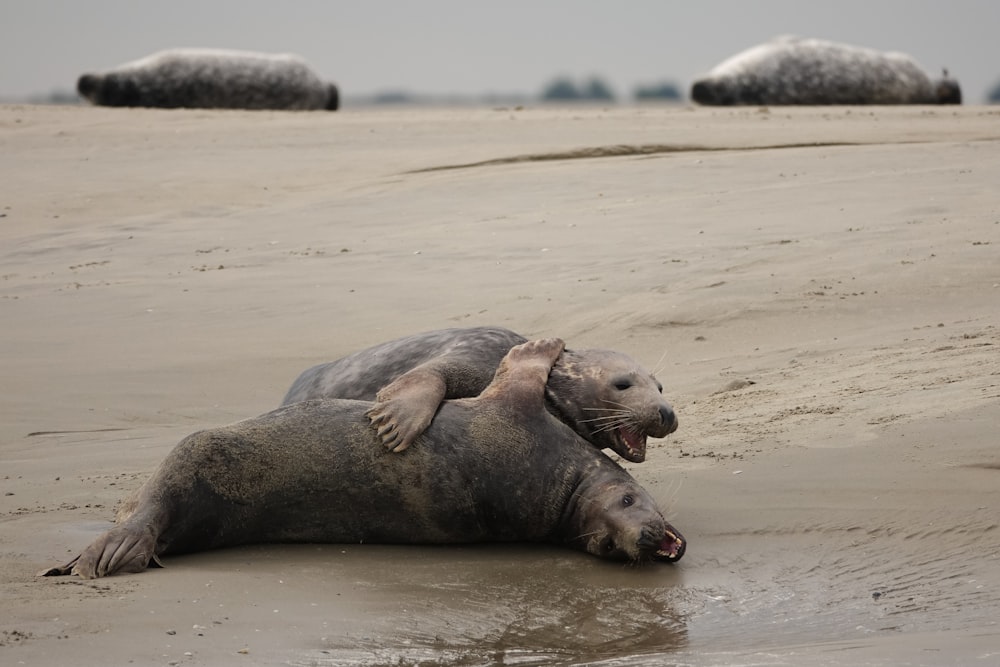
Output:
[2, 0, 998, 103]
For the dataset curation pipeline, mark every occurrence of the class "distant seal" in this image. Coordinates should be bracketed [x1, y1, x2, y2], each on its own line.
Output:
[77, 48, 339, 110]
[40, 339, 686, 579]
[691, 36, 961, 106]
[282, 326, 678, 462]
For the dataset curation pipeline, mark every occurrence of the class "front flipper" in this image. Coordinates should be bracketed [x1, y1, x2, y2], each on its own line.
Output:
[366, 367, 447, 452]
[365, 338, 564, 451]
[38, 521, 161, 579]
[478, 338, 566, 409]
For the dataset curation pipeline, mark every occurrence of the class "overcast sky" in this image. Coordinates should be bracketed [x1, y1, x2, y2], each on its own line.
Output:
[2, 0, 998, 103]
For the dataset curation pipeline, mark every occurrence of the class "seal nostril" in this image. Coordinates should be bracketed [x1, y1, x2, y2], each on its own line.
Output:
[659, 405, 676, 428]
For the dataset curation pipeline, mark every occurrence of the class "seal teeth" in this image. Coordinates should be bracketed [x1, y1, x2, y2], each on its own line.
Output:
[619, 428, 645, 455]
[650, 527, 686, 563]
[655, 546, 679, 562]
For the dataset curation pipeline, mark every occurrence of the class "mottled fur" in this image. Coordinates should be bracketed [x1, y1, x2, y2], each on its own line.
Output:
[692, 36, 961, 106]
[77, 48, 339, 110]
[41, 340, 685, 579]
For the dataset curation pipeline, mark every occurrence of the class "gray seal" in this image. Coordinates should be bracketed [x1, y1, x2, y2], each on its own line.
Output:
[691, 36, 961, 106]
[77, 48, 339, 110]
[282, 326, 678, 461]
[40, 339, 686, 579]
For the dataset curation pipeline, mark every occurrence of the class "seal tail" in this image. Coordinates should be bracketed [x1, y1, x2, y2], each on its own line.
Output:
[934, 71, 962, 104]
[37, 556, 80, 577]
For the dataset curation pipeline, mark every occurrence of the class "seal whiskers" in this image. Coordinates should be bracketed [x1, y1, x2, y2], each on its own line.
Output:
[650, 350, 670, 379]
[579, 406, 633, 431]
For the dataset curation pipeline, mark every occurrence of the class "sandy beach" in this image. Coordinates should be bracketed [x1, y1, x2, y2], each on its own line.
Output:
[2, 103, 999, 666]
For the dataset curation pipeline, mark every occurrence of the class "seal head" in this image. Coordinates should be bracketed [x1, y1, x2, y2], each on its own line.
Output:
[565, 475, 686, 563]
[546, 348, 678, 463]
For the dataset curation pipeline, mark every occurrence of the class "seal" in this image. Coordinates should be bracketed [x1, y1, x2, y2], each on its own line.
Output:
[77, 48, 339, 110]
[40, 339, 686, 579]
[691, 36, 961, 105]
[281, 326, 678, 461]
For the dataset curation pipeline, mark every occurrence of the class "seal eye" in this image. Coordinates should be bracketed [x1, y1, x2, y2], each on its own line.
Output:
[622, 494, 634, 507]
[614, 380, 632, 391]
[600, 537, 616, 553]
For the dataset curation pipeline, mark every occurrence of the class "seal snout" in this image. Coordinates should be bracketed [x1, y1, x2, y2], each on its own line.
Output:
[659, 405, 679, 434]
[77, 74, 100, 100]
[603, 400, 677, 463]
[691, 80, 717, 105]
[657, 528, 686, 563]
[643, 523, 686, 563]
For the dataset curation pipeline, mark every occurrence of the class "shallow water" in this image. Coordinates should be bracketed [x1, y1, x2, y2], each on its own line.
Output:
[270, 510, 999, 667]
[274, 545, 688, 666]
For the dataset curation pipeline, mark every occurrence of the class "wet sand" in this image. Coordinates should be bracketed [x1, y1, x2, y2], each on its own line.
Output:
[2, 103, 999, 666]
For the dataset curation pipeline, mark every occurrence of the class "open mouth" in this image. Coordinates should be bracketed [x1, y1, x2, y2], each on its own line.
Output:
[612, 426, 647, 462]
[653, 527, 686, 563]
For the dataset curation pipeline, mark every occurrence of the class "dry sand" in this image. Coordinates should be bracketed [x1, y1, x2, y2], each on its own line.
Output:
[2, 103, 999, 666]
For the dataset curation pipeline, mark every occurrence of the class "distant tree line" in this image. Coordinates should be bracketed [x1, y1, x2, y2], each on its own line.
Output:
[17, 80, 685, 107]
[541, 76, 616, 101]
[633, 82, 681, 101]
[539, 76, 681, 103]
[989, 80, 1000, 103]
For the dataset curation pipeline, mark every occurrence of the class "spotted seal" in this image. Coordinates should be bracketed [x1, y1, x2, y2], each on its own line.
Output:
[691, 36, 961, 105]
[281, 326, 678, 461]
[77, 48, 339, 110]
[40, 339, 686, 579]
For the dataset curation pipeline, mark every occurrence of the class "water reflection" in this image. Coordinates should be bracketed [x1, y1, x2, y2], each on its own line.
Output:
[292, 544, 688, 666]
